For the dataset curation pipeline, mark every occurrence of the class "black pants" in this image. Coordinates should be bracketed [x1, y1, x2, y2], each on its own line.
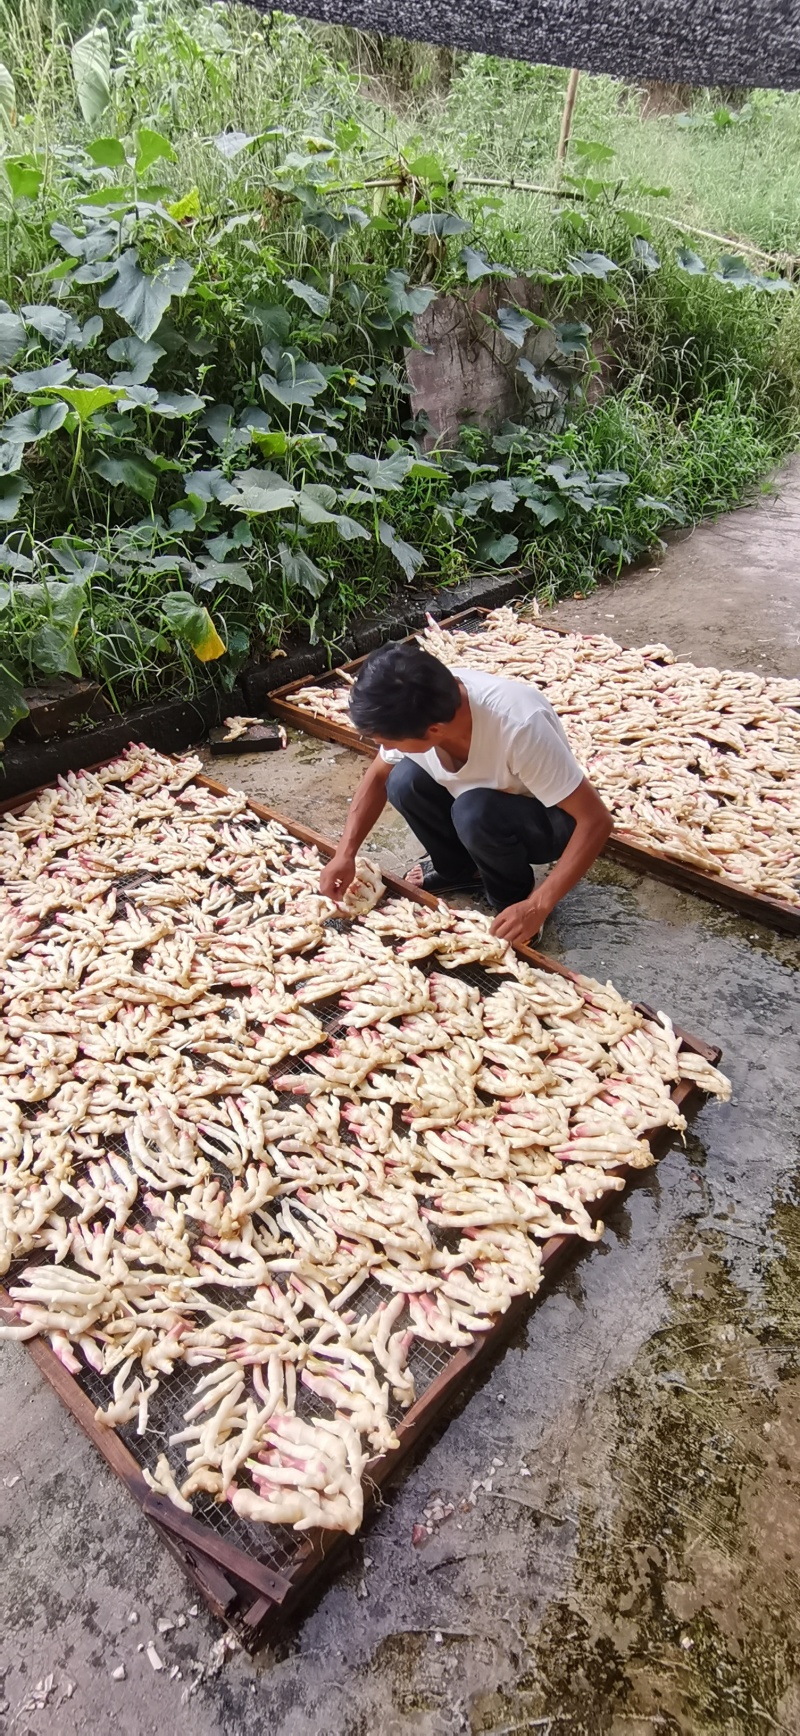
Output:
[386, 759, 576, 909]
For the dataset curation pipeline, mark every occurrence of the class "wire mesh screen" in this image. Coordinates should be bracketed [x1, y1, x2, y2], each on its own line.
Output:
[63, 948, 516, 1579]
[2, 768, 615, 1609]
[75, 1358, 303, 1573]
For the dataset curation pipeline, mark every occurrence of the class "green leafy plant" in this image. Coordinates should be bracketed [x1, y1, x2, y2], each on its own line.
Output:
[0, 0, 796, 743]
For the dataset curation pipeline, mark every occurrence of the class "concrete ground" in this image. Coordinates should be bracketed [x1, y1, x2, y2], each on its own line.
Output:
[544, 454, 800, 679]
[2, 465, 800, 1736]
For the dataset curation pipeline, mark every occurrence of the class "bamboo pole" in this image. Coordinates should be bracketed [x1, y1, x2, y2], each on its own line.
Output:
[457, 179, 791, 266]
[288, 167, 794, 274]
[556, 68, 581, 164]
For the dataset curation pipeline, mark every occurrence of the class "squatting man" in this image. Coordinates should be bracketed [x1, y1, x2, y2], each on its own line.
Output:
[320, 640, 613, 946]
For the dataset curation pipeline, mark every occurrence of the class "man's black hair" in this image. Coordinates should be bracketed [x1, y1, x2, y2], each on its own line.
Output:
[348, 640, 460, 741]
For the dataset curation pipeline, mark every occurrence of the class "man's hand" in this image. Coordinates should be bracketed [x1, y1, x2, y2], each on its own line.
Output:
[490, 891, 550, 948]
[318, 757, 393, 903]
[320, 849, 357, 902]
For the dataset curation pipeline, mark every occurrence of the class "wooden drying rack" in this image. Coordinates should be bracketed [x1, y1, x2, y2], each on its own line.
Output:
[0, 763, 722, 1646]
[267, 606, 800, 938]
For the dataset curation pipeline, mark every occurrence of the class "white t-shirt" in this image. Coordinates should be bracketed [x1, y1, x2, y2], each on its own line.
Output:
[379, 667, 584, 809]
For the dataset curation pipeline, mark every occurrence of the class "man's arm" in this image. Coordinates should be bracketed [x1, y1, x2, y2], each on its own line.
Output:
[491, 777, 613, 946]
[319, 754, 394, 900]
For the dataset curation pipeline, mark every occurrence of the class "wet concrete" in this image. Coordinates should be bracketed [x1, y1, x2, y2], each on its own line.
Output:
[2, 489, 800, 1735]
[545, 453, 800, 680]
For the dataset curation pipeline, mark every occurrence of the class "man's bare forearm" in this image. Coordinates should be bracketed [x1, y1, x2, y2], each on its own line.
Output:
[338, 759, 390, 856]
[535, 812, 612, 916]
[320, 759, 392, 899]
[491, 780, 613, 945]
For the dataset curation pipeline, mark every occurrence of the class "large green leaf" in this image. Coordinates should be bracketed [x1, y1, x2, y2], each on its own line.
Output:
[11, 360, 75, 393]
[162, 594, 225, 660]
[118, 384, 157, 410]
[49, 581, 87, 633]
[5, 157, 42, 202]
[188, 557, 252, 593]
[106, 335, 165, 385]
[566, 251, 619, 280]
[713, 254, 762, 288]
[410, 458, 447, 480]
[0, 63, 16, 129]
[99, 250, 195, 342]
[633, 236, 660, 273]
[50, 219, 117, 264]
[0, 666, 28, 745]
[0, 442, 23, 475]
[297, 483, 338, 525]
[378, 519, 424, 581]
[496, 305, 534, 348]
[2, 402, 69, 443]
[180, 467, 228, 506]
[168, 188, 201, 222]
[218, 625, 250, 692]
[333, 514, 370, 542]
[74, 316, 104, 353]
[460, 246, 514, 283]
[572, 139, 615, 164]
[564, 173, 613, 203]
[31, 623, 81, 678]
[278, 541, 329, 599]
[79, 185, 134, 210]
[51, 384, 120, 422]
[457, 477, 518, 514]
[204, 523, 252, 560]
[475, 529, 519, 564]
[345, 451, 413, 491]
[516, 357, 558, 396]
[0, 305, 25, 367]
[93, 454, 160, 501]
[383, 270, 437, 319]
[123, 384, 204, 417]
[21, 304, 70, 345]
[199, 402, 235, 447]
[408, 211, 471, 237]
[545, 458, 590, 491]
[294, 194, 354, 246]
[246, 303, 292, 345]
[0, 542, 34, 573]
[148, 389, 205, 417]
[635, 494, 685, 521]
[525, 496, 565, 527]
[71, 26, 111, 125]
[221, 467, 297, 514]
[405, 154, 447, 183]
[72, 260, 118, 286]
[259, 354, 327, 408]
[136, 127, 177, 176]
[552, 319, 592, 356]
[50, 539, 108, 579]
[283, 277, 330, 317]
[595, 469, 631, 489]
[0, 475, 30, 521]
[87, 136, 126, 168]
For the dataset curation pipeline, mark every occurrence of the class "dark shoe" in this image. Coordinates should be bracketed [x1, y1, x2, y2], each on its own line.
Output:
[409, 856, 481, 896]
[421, 869, 484, 895]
